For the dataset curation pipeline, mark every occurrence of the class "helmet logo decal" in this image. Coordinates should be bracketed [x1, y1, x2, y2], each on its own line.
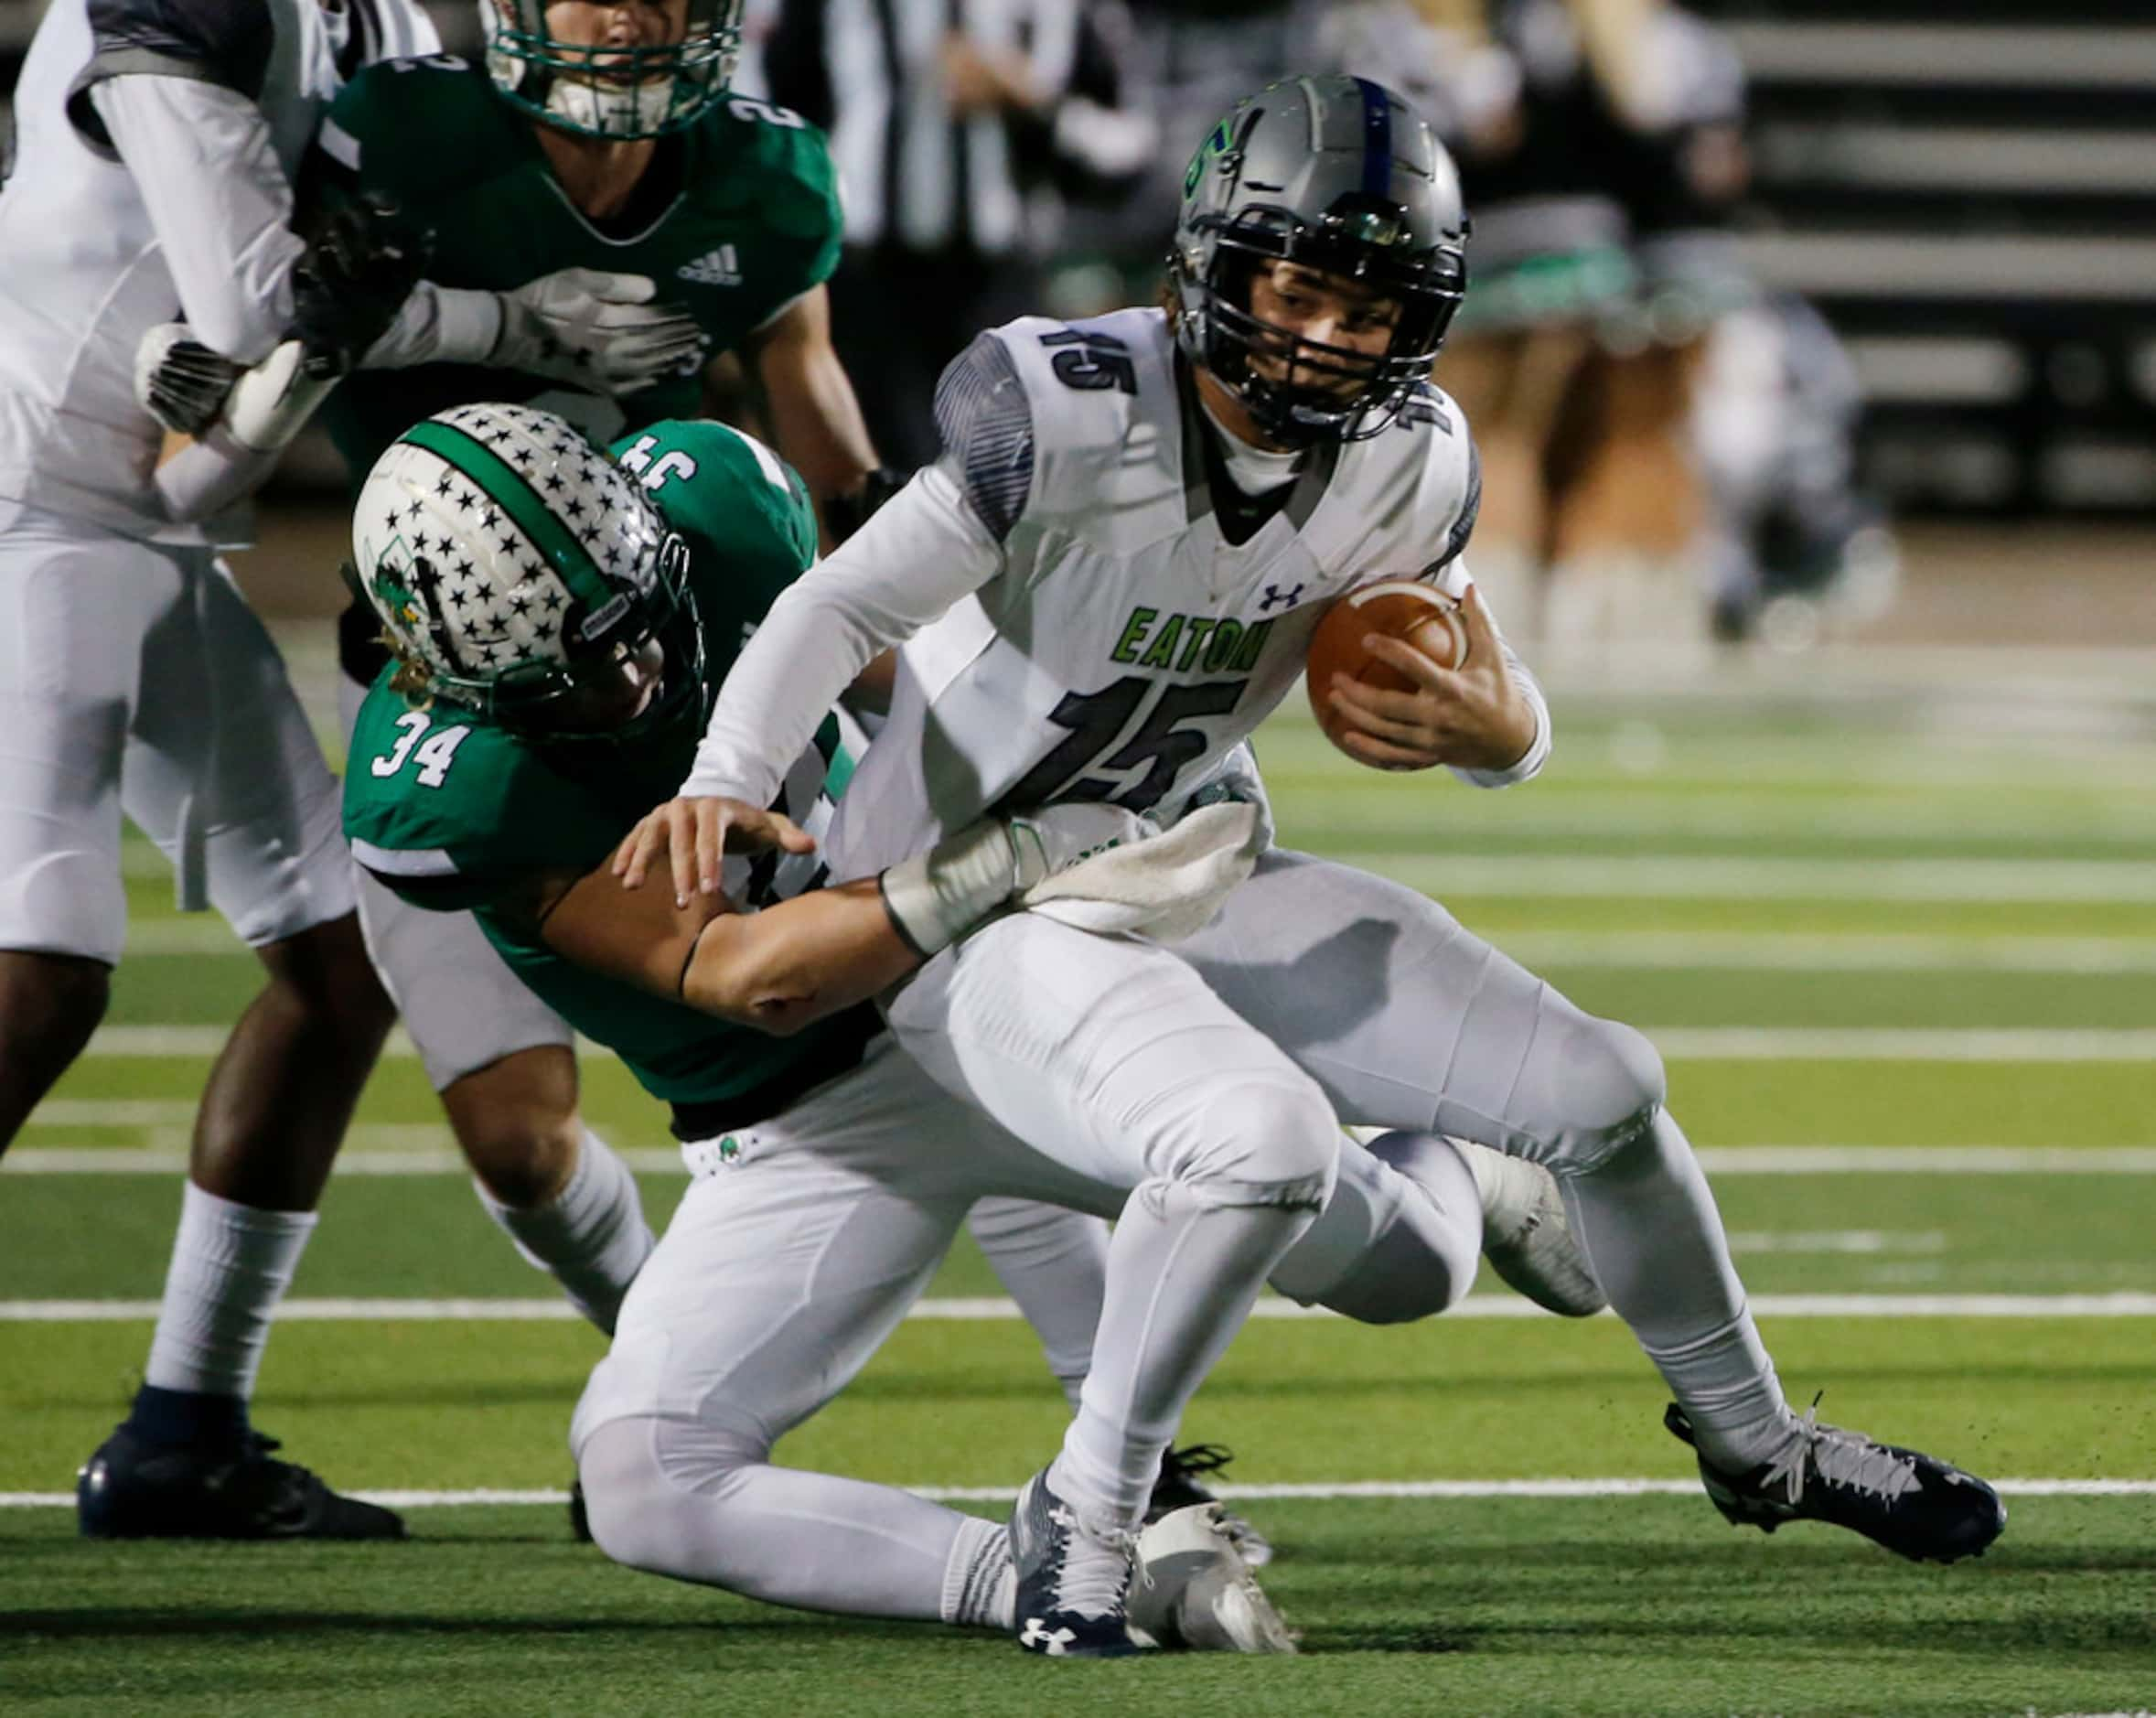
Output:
[1183, 119, 1235, 199]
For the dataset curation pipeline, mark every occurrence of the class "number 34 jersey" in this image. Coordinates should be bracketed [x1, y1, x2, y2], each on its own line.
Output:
[823, 305, 1516, 883]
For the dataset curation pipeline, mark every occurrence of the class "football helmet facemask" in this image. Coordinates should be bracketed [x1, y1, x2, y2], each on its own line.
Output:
[352, 403, 704, 743]
[481, 0, 743, 141]
[1171, 75, 1468, 447]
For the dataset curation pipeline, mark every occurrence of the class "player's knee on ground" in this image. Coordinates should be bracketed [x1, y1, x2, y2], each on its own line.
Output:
[1172, 1074, 1339, 1211]
[1271, 1133, 1479, 1324]
[1514, 1004, 1667, 1178]
[577, 1415, 767, 1590]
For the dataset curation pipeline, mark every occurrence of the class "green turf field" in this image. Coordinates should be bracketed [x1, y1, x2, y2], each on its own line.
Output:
[4, 669, 2154, 1716]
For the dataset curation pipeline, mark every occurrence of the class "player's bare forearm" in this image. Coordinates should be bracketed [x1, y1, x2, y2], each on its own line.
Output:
[680, 880, 918, 1035]
[530, 863, 913, 1036]
[748, 285, 878, 543]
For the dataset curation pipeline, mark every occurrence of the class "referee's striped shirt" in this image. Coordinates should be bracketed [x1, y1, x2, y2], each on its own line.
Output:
[765, 0, 1082, 255]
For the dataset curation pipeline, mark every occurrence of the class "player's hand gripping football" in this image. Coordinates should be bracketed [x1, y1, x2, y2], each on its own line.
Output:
[1324, 583, 1536, 773]
[612, 796, 816, 907]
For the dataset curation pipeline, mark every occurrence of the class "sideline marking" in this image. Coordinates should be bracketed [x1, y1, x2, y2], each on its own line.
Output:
[5, 1294, 2154, 1322]
[3, 1477, 2150, 1509]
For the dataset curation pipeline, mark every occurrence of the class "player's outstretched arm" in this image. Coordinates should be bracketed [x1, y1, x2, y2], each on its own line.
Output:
[626, 463, 1005, 901]
[563, 803, 1164, 1033]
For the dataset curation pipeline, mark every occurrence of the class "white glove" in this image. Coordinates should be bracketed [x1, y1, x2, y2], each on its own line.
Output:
[134, 323, 243, 436]
[488, 268, 705, 392]
[1023, 800, 1262, 941]
[880, 801, 1158, 957]
[1164, 740, 1276, 853]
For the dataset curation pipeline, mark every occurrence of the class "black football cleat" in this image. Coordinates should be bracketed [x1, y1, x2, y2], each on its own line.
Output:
[1010, 1469, 1142, 1659]
[569, 1476, 593, 1543]
[78, 1426, 405, 1541]
[1666, 1401, 2005, 1564]
[1147, 1444, 1273, 1567]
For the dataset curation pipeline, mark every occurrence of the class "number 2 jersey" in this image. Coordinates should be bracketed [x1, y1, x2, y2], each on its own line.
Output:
[689, 305, 1550, 886]
[341, 418, 872, 1133]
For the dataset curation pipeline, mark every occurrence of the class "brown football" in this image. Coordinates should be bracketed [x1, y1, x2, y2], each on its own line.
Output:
[1305, 580, 1469, 757]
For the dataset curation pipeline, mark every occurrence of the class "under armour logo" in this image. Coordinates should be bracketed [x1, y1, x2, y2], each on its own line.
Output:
[1019, 1617, 1078, 1655]
[1259, 583, 1304, 612]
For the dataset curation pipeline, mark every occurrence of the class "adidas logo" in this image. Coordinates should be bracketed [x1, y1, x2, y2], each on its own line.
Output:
[677, 244, 742, 286]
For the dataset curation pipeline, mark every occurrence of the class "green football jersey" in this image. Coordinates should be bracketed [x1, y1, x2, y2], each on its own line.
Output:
[316, 56, 843, 473]
[342, 419, 872, 1125]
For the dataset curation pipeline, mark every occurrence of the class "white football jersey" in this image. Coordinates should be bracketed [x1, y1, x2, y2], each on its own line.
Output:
[825, 306, 1495, 881]
[0, 0, 435, 539]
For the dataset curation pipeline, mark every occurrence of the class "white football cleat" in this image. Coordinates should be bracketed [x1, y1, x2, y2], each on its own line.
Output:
[1125, 1503, 1296, 1654]
[1455, 1140, 1607, 1317]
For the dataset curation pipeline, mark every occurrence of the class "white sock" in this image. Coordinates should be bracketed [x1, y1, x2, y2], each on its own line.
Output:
[143, 1181, 317, 1400]
[477, 1128, 653, 1335]
[939, 1513, 1016, 1630]
[1054, 1178, 1312, 1526]
[967, 1197, 1106, 1413]
[1562, 1110, 1797, 1470]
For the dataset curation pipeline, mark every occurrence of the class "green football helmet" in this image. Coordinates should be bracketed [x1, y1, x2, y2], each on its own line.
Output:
[481, 0, 743, 141]
[352, 403, 704, 741]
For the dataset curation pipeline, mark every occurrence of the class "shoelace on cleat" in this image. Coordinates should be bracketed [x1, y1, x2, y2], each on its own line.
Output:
[1046, 1501, 1142, 1619]
[1761, 1398, 1920, 1509]
[1164, 1444, 1235, 1482]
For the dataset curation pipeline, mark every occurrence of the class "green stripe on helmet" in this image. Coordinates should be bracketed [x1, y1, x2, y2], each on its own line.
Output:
[401, 419, 617, 615]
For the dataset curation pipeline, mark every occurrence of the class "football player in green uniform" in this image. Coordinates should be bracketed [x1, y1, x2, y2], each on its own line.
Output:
[304, 3, 897, 1361]
[306, 5, 1160, 1513]
[127, 0, 1217, 1549]
[344, 401, 1583, 1653]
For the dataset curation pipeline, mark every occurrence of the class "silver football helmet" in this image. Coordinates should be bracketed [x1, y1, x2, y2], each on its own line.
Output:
[1170, 75, 1468, 446]
[351, 403, 703, 739]
[481, 0, 743, 140]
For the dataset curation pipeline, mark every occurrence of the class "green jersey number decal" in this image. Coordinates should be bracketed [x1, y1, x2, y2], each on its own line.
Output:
[371, 711, 472, 789]
[727, 97, 806, 129]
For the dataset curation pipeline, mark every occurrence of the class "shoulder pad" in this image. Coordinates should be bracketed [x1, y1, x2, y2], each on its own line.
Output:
[968, 310, 1177, 535]
[322, 59, 504, 190]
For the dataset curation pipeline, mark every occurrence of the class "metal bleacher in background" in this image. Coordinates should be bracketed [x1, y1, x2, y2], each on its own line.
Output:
[3, 0, 2152, 517]
[1696, 0, 2156, 517]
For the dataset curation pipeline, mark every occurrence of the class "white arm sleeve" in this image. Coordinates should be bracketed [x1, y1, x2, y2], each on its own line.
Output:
[359, 281, 505, 370]
[91, 76, 302, 364]
[682, 462, 1005, 804]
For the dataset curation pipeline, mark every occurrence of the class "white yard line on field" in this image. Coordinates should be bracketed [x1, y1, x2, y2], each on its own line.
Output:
[1496, 932, 2156, 973]
[5, 1293, 2154, 1322]
[1649, 1028, 2156, 1060]
[3, 1476, 2151, 1509]
[120, 846, 2156, 900]
[1335, 852, 2156, 901]
[11, 1144, 2156, 1175]
[105, 925, 2156, 975]
[73, 1025, 2156, 1062]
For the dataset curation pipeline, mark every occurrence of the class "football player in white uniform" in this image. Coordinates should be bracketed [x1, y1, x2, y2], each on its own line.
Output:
[344, 401, 1604, 1654]
[620, 75, 2008, 1649]
[0, 0, 694, 1541]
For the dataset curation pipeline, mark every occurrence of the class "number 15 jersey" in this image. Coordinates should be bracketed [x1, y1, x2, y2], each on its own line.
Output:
[820, 305, 1541, 885]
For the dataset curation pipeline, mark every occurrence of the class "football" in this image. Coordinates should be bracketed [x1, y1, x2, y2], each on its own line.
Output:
[1305, 580, 1469, 755]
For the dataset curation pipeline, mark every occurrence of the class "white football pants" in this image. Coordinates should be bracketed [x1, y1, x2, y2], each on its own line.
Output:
[0, 502, 350, 962]
[572, 1030, 1483, 1620]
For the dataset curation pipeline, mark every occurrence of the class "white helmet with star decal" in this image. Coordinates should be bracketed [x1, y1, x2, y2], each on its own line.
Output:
[351, 402, 703, 738]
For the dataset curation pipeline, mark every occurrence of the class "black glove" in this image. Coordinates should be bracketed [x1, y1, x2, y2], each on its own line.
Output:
[825, 465, 913, 542]
[288, 195, 434, 380]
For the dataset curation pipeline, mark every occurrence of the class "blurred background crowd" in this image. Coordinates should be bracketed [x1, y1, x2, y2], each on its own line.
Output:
[4, 0, 2151, 660]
